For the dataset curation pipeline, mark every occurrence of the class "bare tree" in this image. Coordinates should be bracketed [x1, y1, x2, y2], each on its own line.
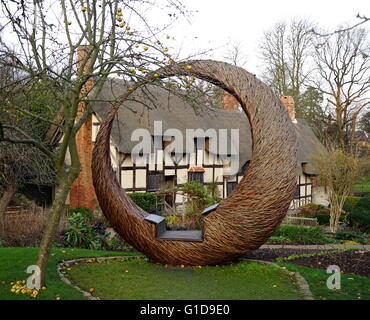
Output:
[0, 41, 57, 214]
[259, 18, 314, 114]
[313, 14, 370, 36]
[260, 21, 288, 95]
[312, 148, 362, 233]
[0, 0, 187, 285]
[223, 41, 247, 67]
[311, 27, 370, 150]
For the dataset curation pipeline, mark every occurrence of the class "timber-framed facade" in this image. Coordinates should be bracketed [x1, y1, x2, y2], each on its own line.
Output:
[68, 79, 329, 211]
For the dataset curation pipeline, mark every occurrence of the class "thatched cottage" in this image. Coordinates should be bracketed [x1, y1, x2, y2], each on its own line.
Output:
[68, 79, 328, 212]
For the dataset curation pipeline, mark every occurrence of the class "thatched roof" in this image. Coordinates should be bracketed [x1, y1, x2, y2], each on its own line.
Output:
[92, 78, 325, 175]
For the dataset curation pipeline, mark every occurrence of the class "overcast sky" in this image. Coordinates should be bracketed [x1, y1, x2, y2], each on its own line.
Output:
[167, 0, 369, 76]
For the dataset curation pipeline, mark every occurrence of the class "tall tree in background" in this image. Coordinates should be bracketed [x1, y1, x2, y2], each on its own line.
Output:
[259, 18, 313, 114]
[0, 42, 57, 215]
[358, 110, 370, 135]
[299, 86, 329, 141]
[223, 41, 248, 67]
[311, 27, 370, 151]
[260, 22, 288, 95]
[0, 0, 187, 285]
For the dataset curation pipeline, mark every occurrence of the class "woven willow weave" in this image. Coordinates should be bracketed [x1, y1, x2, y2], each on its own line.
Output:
[92, 60, 298, 265]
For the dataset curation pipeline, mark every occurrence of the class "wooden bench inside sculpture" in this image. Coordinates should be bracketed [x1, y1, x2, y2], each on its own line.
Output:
[92, 60, 298, 266]
[144, 203, 220, 242]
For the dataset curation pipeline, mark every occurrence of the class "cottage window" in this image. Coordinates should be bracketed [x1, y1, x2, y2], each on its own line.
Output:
[227, 182, 237, 196]
[292, 175, 313, 209]
[188, 172, 204, 184]
[293, 185, 300, 199]
[147, 172, 164, 191]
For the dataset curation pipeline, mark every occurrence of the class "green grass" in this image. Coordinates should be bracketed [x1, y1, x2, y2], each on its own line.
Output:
[0, 247, 138, 300]
[354, 181, 370, 193]
[66, 258, 302, 300]
[4, 247, 368, 300]
[279, 263, 370, 300]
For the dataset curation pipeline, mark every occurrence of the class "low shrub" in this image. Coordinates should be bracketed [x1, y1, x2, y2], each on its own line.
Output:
[276, 248, 354, 262]
[341, 240, 361, 245]
[104, 235, 134, 251]
[297, 203, 316, 217]
[355, 196, 370, 210]
[334, 230, 367, 244]
[128, 193, 159, 212]
[316, 208, 330, 215]
[0, 206, 68, 247]
[346, 197, 370, 233]
[165, 215, 183, 230]
[267, 236, 291, 244]
[347, 211, 370, 233]
[63, 211, 108, 250]
[0, 238, 5, 247]
[343, 196, 362, 212]
[297, 203, 328, 217]
[273, 225, 328, 244]
[314, 214, 345, 226]
[68, 207, 94, 223]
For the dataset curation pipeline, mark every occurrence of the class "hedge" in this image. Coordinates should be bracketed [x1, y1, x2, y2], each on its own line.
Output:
[128, 193, 159, 212]
[273, 225, 329, 244]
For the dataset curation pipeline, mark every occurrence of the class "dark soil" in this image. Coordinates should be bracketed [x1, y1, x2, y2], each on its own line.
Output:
[286, 250, 370, 278]
[243, 248, 370, 278]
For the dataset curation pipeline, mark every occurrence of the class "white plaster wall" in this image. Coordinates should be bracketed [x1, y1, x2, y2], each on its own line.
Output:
[204, 168, 213, 183]
[121, 170, 133, 189]
[135, 169, 146, 189]
[110, 143, 117, 170]
[196, 149, 203, 166]
[165, 169, 175, 176]
[177, 168, 188, 184]
[92, 114, 100, 142]
[217, 185, 223, 198]
[178, 155, 188, 166]
[312, 186, 330, 206]
[122, 156, 133, 166]
[214, 167, 223, 181]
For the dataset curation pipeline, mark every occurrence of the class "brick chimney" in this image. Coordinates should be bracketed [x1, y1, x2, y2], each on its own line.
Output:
[69, 46, 98, 212]
[223, 91, 240, 111]
[280, 96, 297, 123]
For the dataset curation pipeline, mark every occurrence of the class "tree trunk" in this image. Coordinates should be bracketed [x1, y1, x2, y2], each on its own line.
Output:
[0, 183, 17, 216]
[329, 195, 341, 233]
[36, 180, 71, 286]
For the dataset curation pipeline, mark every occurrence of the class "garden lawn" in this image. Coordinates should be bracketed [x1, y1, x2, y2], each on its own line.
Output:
[66, 258, 302, 300]
[0, 247, 138, 300]
[354, 181, 370, 193]
[279, 263, 370, 300]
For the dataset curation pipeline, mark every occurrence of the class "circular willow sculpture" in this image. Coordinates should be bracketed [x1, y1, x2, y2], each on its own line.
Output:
[92, 60, 298, 266]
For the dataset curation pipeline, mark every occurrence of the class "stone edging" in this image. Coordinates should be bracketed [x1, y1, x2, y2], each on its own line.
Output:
[57, 255, 143, 300]
[244, 259, 314, 300]
[58, 255, 314, 301]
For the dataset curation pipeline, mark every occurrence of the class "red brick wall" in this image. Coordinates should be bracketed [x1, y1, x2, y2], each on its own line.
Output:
[280, 96, 296, 122]
[223, 92, 239, 110]
[69, 46, 97, 212]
